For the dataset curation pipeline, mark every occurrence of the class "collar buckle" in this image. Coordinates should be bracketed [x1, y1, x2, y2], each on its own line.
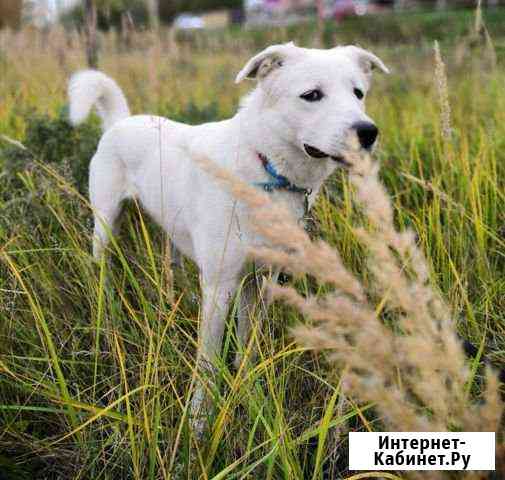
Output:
[255, 152, 313, 220]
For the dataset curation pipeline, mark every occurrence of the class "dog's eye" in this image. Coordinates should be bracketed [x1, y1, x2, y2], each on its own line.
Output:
[300, 89, 324, 102]
[354, 88, 364, 100]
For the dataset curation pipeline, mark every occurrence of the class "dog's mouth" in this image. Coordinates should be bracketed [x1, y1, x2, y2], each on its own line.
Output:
[303, 144, 351, 167]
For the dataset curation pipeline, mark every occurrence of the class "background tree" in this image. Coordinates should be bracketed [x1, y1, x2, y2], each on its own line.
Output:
[62, 0, 150, 31]
[84, 0, 98, 68]
[146, 0, 159, 29]
[0, 0, 22, 29]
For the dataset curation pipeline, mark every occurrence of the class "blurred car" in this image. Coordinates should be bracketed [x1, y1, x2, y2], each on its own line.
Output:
[245, 0, 265, 10]
[173, 14, 205, 30]
[332, 0, 370, 21]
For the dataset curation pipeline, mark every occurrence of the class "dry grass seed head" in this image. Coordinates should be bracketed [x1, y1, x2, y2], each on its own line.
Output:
[434, 41, 452, 142]
[198, 141, 502, 441]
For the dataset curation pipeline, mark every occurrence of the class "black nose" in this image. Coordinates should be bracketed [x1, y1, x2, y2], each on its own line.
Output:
[352, 121, 378, 150]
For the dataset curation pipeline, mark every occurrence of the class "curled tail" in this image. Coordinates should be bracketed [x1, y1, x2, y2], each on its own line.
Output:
[68, 70, 130, 132]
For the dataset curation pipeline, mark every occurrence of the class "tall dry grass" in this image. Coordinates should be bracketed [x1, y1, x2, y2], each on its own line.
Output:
[203, 134, 503, 478]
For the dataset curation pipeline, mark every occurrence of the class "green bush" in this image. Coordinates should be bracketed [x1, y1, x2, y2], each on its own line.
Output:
[157, 100, 221, 124]
[175, 7, 505, 50]
[1, 108, 100, 195]
[0, 101, 228, 199]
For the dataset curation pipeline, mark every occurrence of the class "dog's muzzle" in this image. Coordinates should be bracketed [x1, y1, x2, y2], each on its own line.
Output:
[303, 144, 351, 167]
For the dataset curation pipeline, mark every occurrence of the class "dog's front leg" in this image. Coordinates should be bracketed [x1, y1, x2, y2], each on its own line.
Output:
[191, 272, 239, 434]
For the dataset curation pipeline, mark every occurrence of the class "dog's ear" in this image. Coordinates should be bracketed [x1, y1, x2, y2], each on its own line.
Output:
[235, 42, 296, 83]
[342, 46, 390, 75]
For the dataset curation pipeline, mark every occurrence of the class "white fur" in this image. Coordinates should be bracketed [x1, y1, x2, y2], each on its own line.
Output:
[68, 43, 388, 425]
[69, 70, 130, 131]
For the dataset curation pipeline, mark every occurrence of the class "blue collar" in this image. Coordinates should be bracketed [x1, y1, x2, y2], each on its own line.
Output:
[255, 153, 312, 195]
[255, 153, 312, 216]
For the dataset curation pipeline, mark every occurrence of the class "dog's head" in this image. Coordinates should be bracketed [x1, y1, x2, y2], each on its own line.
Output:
[236, 42, 389, 167]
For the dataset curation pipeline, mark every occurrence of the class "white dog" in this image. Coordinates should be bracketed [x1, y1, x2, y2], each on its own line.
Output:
[68, 42, 388, 423]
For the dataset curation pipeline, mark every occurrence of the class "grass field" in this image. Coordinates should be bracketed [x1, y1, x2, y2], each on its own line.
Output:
[0, 7, 504, 479]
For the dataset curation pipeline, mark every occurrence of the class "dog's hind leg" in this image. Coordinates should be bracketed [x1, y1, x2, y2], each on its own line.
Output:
[234, 272, 261, 370]
[89, 150, 128, 260]
[170, 241, 184, 270]
[234, 265, 280, 369]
